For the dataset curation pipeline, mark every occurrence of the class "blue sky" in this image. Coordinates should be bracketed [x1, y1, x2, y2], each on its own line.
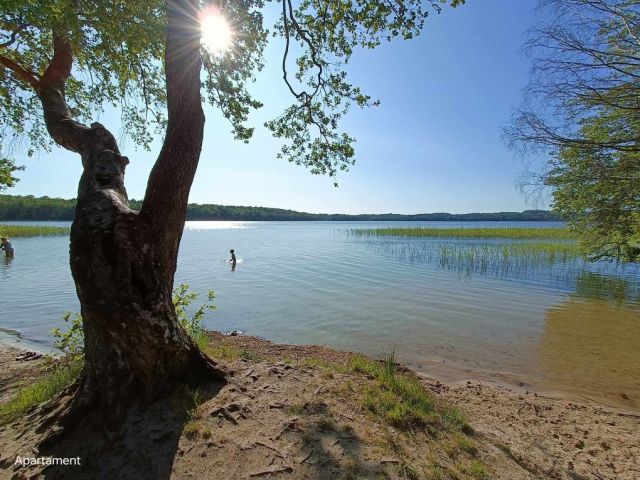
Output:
[9, 0, 548, 214]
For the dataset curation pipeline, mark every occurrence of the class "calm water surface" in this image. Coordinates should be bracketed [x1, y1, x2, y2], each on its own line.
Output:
[1, 221, 639, 409]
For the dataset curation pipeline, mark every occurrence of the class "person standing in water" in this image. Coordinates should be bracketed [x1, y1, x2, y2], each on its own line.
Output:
[229, 249, 237, 267]
[1, 237, 14, 258]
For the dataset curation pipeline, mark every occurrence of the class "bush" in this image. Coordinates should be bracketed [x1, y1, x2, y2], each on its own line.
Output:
[172, 283, 216, 345]
[52, 312, 84, 360]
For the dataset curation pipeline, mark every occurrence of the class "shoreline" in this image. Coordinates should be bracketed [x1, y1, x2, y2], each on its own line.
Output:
[405, 354, 640, 413]
[2, 328, 638, 412]
[5, 329, 637, 413]
[1, 334, 639, 478]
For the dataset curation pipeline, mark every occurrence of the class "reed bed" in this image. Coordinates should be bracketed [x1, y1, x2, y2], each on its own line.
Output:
[434, 241, 580, 276]
[0, 224, 70, 237]
[370, 238, 584, 282]
[351, 227, 573, 240]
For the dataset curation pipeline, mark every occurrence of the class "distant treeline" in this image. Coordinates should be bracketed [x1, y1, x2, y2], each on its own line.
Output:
[0, 195, 562, 222]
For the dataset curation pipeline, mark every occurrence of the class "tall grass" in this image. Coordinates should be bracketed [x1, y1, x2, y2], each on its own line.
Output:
[351, 226, 584, 281]
[0, 224, 70, 237]
[436, 241, 580, 275]
[351, 227, 573, 240]
[351, 352, 468, 432]
[369, 239, 585, 282]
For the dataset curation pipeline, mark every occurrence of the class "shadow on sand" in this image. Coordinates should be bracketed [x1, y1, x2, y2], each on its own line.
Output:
[35, 381, 224, 480]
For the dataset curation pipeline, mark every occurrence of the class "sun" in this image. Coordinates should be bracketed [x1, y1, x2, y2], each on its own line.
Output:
[201, 13, 232, 54]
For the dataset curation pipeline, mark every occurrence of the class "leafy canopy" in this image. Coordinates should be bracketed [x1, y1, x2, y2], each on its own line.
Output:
[0, 149, 23, 190]
[546, 108, 640, 262]
[1, 0, 463, 182]
[508, 0, 640, 261]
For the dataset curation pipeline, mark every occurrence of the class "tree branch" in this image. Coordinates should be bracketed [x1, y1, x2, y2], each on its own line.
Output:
[1, 29, 93, 154]
[41, 32, 74, 90]
[140, 0, 205, 278]
[0, 54, 40, 88]
[36, 32, 92, 153]
[281, 0, 323, 104]
[0, 23, 27, 49]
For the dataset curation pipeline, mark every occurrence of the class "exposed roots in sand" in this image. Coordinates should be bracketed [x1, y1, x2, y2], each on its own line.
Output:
[30, 352, 231, 455]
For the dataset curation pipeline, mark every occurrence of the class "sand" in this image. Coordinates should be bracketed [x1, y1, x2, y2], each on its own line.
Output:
[0, 334, 638, 479]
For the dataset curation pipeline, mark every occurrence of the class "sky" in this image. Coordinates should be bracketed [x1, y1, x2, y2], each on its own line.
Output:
[7, 0, 550, 215]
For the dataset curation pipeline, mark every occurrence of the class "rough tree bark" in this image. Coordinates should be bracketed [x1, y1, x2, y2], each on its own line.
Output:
[32, 0, 227, 427]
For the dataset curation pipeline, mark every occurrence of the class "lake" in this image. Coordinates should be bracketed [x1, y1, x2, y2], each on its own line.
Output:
[1, 221, 639, 409]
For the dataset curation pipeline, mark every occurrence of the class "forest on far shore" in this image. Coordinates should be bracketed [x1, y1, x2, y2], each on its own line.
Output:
[0, 194, 561, 222]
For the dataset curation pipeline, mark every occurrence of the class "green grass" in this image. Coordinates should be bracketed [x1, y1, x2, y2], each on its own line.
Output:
[0, 359, 82, 425]
[351, 352, 468, 432]
[351, 227, 573, 240]
[296, 356, 351, 373]
[0, 224, 70, 238]
[351, 353, 486, 478]
[182, 387, 206, 438]
[443, 432, 479, 458]
[458, 459, 491, 479]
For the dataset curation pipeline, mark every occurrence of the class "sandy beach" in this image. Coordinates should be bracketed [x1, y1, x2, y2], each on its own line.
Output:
[0, 334, 638, 479]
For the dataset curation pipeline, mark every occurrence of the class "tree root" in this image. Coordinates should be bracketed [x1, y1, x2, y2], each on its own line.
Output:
[35, 374, 99, 450]
[190, 346, 233, 382]
[32, 350, 230, 453]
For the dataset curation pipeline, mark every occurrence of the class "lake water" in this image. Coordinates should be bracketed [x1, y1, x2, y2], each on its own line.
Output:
[1, 221, 639, 409]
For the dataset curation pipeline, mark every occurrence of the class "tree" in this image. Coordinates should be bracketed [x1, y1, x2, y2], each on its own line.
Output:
[0, 0, 464, 429]
[0, 148, 23, 190]
[506, 0, 640, 261]
[546, 107, 640, 261]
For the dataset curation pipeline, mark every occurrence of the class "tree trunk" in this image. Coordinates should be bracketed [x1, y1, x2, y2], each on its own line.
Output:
[32, 0, 226, 427]
[69, 133, 223, 420]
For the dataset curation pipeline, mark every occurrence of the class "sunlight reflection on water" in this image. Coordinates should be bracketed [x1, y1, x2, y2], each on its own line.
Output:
[184, 221, 254, 230]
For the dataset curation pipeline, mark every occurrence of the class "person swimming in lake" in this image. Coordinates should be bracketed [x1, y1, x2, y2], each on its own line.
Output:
[1, 237, 14, 258]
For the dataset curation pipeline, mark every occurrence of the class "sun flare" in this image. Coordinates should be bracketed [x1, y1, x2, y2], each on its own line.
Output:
[201, 13, 232, 54]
